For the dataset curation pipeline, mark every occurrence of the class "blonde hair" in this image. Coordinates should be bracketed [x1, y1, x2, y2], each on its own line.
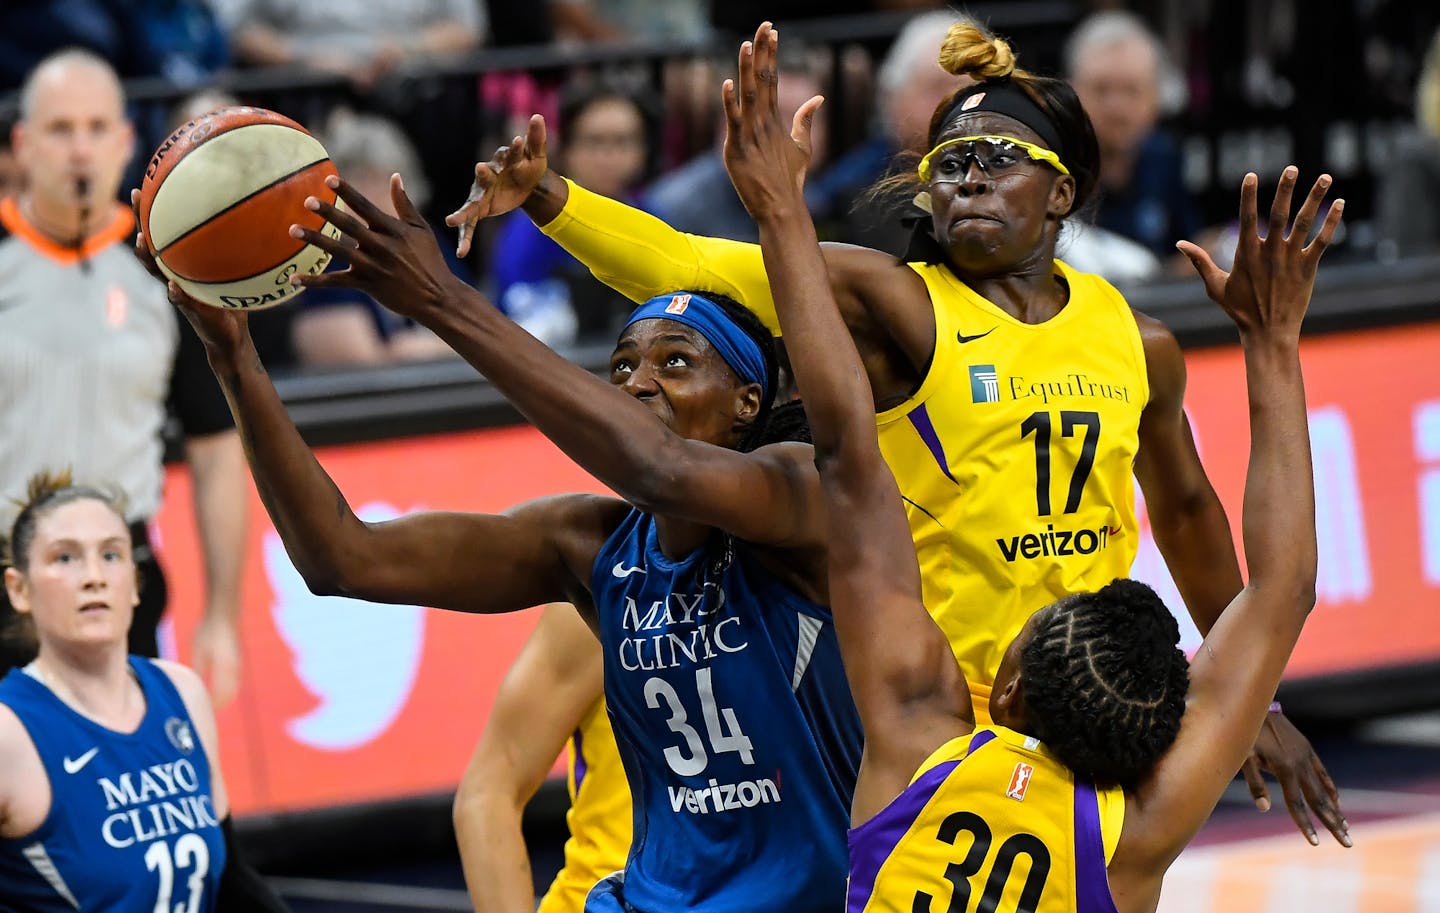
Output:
[937, 23, 1030, 82]
[1419, 29, 1440, 139]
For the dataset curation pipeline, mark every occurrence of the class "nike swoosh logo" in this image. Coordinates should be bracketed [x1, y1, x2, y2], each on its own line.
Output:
[63, 747, 99, 774]
[956, 328, 996, 344]
[1107, 526, 1123, 536]
[612, 562, 646, 578]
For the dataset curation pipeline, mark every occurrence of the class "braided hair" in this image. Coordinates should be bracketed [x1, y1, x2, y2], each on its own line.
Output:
[1020, 579, 1190, 789]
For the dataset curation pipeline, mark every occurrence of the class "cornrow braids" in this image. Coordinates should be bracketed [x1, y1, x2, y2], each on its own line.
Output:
[1020, 578, 1190, 789]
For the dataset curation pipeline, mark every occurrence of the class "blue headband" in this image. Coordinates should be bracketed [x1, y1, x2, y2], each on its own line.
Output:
[623, 293, 770, 400]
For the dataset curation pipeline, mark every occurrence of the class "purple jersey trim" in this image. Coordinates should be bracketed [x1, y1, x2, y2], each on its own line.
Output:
[907, 404, 959, 484]
[572, 726, 588, 793]
[1072, 779, 1120, 913]
[846, 729, 996, 913]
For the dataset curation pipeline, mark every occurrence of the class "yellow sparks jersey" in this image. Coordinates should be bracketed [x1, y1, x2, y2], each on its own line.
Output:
[848, 727, 1125, 913]
[536, 696, 633, 913]
[876, 262, 1148, 722]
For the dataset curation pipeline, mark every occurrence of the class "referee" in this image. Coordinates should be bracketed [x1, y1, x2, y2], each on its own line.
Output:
[0, 50, 249, 704]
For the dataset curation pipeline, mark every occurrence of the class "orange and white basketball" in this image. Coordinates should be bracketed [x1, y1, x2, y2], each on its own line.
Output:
[137, 106, 342, 310]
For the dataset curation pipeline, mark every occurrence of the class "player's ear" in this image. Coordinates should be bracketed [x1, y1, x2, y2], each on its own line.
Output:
[5, 566, 30, 614]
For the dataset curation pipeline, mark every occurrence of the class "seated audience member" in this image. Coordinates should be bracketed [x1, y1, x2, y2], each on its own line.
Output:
[1066, 10, 1200, 263]
[213, 0, 484, 89]
[1377, 27, 1440, 260]
[647, 48, 829, 242]
[490, 82, 655, 346]
[807, 11, 969, 255]
[120, 0, 229, 86]
[548, 0, 709, 44]
[292, 110, 468, 366]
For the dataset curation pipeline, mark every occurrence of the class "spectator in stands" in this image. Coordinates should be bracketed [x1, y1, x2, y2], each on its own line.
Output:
[808, 10, 969, 255]
[0, 1, 228, 90]
[1376, 27, 1440, 260]
[548, 0, 709, 44]
[214, 0, 484, 90]
[0, 1, 125, 90]
[0, 50, 248, 704]
[490, 82, 655, 346]
[120, 0, 229, 86]
[647, 48, 829, 242]
[1065, 10, 1199, 262]
[293, 109, 468, 366]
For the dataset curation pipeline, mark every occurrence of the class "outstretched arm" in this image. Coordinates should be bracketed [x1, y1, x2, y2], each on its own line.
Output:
[1119, 169, 1346, 874]
[445, 117, 934, 393]
[130, 197, 606, 615]
[455, 603, 607, 913]
[1136, 313, 1345, 847]
[291, 175, 827, 553]
[723, 24, 970, 823]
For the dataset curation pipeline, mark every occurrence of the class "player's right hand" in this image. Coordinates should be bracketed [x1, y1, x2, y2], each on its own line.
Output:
[445, 113, 550, 258]
[1176, 167, 1342, 342]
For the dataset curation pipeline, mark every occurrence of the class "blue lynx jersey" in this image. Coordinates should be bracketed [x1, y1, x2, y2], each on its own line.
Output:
[0, 657, 225, 913]
[590, 509, 863, 913]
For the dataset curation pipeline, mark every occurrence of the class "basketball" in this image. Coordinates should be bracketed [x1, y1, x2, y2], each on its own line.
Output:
[137, 106, 343, 310]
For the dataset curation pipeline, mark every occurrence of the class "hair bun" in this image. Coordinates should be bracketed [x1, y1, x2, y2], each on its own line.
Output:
[937, 23, 1018, 80]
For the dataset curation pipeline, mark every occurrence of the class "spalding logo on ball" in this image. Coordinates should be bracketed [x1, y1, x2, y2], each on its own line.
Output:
[138, 106, 344, 310]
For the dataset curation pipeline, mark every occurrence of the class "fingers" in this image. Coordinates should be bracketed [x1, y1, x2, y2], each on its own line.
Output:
[756, 25, 780, 116]
[1175, 239, 1228, 300]
[1242, 757, 1271, 812]
[389, 172, 423, 224]
[325, 174, 390, 231]
[1303, 198, 1345, 265]
[738, 38, 756, 116]
[721, 78, 742, 136]
[1237, 172, 1258, 240]
[1287, 173, 1331, 243]
[791, 94, 824, 157]
[525, 113, 547, 162]
[1266, 166, 1299, 244]
[455, 221, 475, 259]
[303, 192, 369, 242]
[288, 222, 358, 263]
[1308, 754, 1352, 847]
[1273, 763, 1321, 846]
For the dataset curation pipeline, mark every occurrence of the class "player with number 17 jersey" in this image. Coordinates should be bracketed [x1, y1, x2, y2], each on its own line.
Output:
[590, 508, 863, 913]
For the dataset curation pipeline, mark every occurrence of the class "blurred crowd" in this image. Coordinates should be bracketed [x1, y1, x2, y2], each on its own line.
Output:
[1, 0, 1438, 373]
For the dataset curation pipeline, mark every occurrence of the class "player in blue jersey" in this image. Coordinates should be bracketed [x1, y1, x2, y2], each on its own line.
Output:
[0, 471, 288, 913]
[132, 177, 863, 911]
[726, 25, 1344, 913]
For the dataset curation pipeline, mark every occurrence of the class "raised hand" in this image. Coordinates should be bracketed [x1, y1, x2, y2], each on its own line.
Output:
[722, 22, 824, 222]
[1177, 167, 1343, 340]
[445, 114, 550, 258]
[290, 173, 471, 321]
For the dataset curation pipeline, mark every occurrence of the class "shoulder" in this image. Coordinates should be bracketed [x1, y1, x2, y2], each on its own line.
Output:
[150, 658, 212, 718]
[1131, 310, 1186, 406]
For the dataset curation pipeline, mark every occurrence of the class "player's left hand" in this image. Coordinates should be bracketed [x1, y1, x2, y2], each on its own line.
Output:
[1241, 711, 1350, 847]
[291, 173, 470, 321]
[191, 614, 242, 708]
[721, 21, 824, 222]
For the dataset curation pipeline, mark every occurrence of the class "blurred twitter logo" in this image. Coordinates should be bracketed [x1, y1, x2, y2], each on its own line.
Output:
[263, 502, 427, 751]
